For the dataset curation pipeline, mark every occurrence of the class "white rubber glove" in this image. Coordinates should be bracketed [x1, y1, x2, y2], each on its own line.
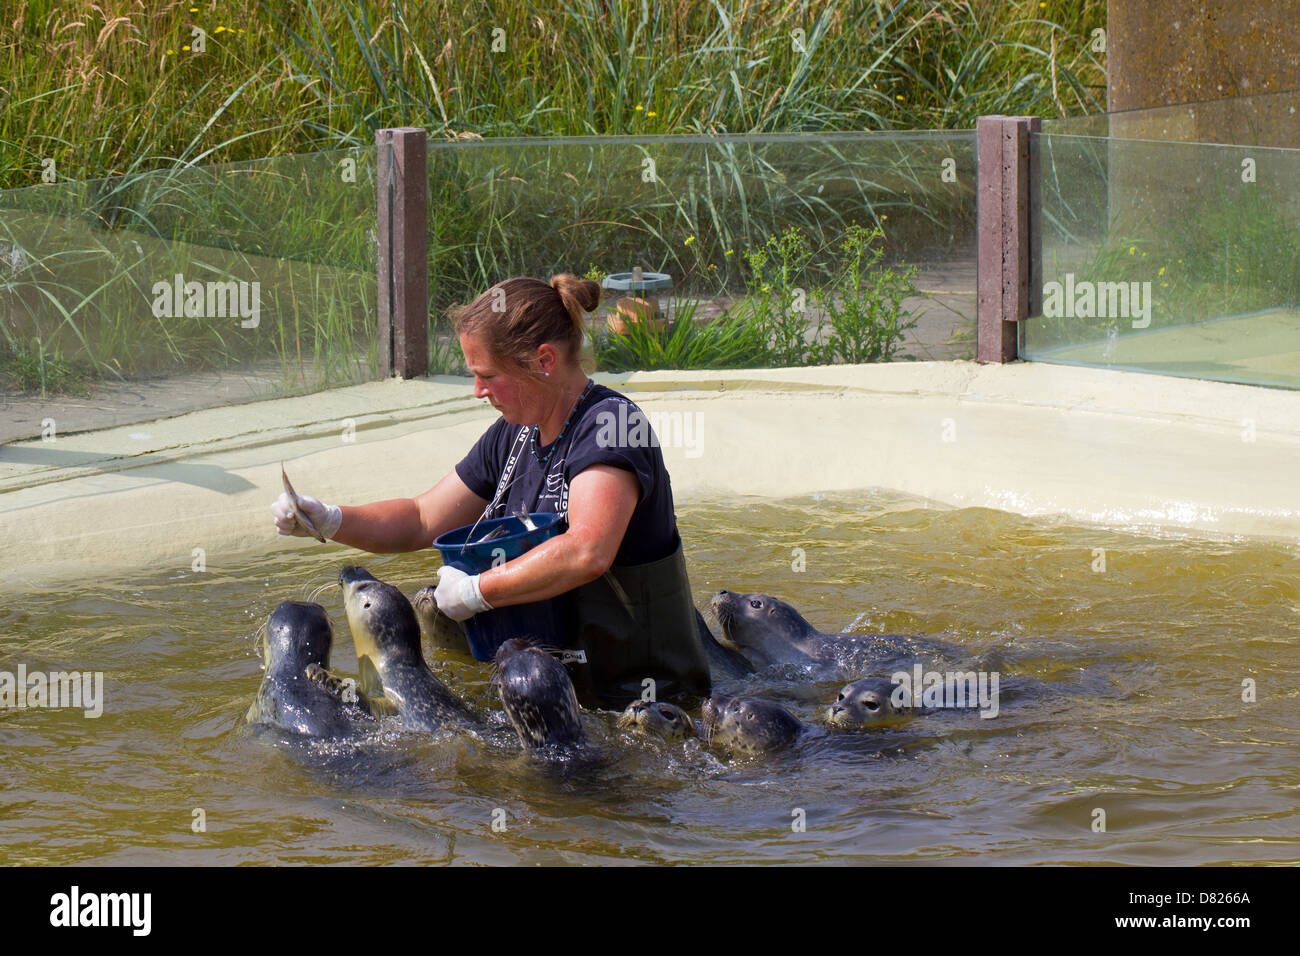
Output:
[270, 491, 343, 540]
[435, 564, 493, 621]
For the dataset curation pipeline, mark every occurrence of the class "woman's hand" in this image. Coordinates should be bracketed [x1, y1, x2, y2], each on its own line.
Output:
[434, 565, 493, 621]
[271, 491, 343, 539]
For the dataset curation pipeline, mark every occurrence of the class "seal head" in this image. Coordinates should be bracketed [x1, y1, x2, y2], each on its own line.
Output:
[493, 638, 585, 749]
[412, 584, 471, 656]
[338, 566, 475, 732]
[710, 590, 827, 667]
[619, 700, 697, 741]
[827, 677, 905, 727]
[246, 601, 370, 737]
[700, 692, 803, 755]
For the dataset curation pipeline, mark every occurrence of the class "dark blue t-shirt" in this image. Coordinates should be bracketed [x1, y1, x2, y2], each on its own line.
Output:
[454, 383, 679, 566]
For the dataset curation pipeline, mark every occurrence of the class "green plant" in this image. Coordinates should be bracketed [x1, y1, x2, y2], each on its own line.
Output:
[811, 224, 919, 364]
[593, 297, 767, 372]
[738, 225, 817, 366]
[0, 338, 91, 397]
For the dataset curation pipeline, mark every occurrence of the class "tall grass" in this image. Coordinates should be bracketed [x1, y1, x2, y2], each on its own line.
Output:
[1, 0, 1106, 190]
[0, 0, 1105, 392]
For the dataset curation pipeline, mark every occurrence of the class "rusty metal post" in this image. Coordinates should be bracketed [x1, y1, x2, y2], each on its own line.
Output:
[976, 115, 1040, 363]
[376, 127, 428, 379]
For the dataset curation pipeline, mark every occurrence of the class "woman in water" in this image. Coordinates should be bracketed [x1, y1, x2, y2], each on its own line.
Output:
[271, 273, 710, 708]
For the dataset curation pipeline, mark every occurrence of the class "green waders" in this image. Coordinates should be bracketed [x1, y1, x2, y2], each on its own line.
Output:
[562, 531, 711, 711]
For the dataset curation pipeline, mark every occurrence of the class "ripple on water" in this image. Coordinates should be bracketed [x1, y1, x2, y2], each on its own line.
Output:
[3, 491, 1300, 864]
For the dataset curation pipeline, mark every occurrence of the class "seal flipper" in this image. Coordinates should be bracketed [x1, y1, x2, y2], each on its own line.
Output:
[697, 609, 754, 680]
[304, 662, 397, 719]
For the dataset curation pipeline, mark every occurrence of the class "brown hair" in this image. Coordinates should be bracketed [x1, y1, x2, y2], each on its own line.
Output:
[448, 273, 601, 376]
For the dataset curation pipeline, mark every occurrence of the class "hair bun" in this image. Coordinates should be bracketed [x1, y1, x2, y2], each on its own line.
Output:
[549, 273, 602, 316]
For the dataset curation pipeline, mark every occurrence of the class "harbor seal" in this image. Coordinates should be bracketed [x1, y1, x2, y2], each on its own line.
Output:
[338, 566, 476, 732]
[700, 693, 804, 755]
[826, 677, 907, 727]
[493, 638, 585, 749]
[412, 584, 471, 656]
[695, 609, 754, 679]
[246, 601, 373, 737]
[711, 590, 913, 669]
[618, 699, 697, 741]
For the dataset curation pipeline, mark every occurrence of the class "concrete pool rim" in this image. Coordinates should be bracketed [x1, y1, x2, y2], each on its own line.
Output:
[3, 359, 1299, 593]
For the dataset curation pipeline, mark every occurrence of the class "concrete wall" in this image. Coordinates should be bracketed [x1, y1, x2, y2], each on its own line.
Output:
[1108, 0, 1300, 147]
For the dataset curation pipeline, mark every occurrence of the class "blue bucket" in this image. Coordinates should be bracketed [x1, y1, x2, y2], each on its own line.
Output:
[432, 512, 567, 661]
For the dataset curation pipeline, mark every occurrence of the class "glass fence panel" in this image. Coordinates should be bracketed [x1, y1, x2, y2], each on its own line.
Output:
[0, 146, 377, 440]
[1025, 132, 1300, 389]
[424, 132, 977, 375]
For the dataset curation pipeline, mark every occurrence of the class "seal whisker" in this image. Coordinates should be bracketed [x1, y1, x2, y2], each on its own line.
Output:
[306, 580, 340, 604]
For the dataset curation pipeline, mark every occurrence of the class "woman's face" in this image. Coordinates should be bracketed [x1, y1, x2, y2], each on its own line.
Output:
[460, 332, 546, 424]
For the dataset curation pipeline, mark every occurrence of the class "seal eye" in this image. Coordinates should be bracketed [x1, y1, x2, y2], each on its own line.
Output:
[363, 601, 371, 609]
[836, 692, 845, 702]
[866, 699, 879, 711]
[749, 599, 762, 609]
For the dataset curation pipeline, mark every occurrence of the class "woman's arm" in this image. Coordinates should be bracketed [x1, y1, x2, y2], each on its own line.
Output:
[332, 470, 489, 554]
[474, 464, 639, 606]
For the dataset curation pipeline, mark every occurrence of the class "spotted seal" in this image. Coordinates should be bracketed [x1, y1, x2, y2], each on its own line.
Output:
[337, 566, 476, 732]
[618, 699, 697, 741]
[246, 601, 373, 737]
[493, 638, 585, 749]
[700, 693, 804, 755]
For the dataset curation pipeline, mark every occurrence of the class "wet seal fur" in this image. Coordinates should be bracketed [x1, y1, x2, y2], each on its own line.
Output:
[246, 601, 373, 737]
[711, 590, 913, 669]
[700, 693, 804, 755]
[695, 609, 754, 679]
[619, 700, 697, 741]
[337, 566, 476, 732]
[493, 638, 585, 749]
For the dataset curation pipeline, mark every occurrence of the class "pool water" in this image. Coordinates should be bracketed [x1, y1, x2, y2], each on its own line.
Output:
[3, 491, 1299, 865]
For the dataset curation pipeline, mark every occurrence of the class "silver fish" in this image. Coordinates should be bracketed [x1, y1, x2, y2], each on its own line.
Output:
[473, 524, 510, 545]
[281, 462, 327, 543]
